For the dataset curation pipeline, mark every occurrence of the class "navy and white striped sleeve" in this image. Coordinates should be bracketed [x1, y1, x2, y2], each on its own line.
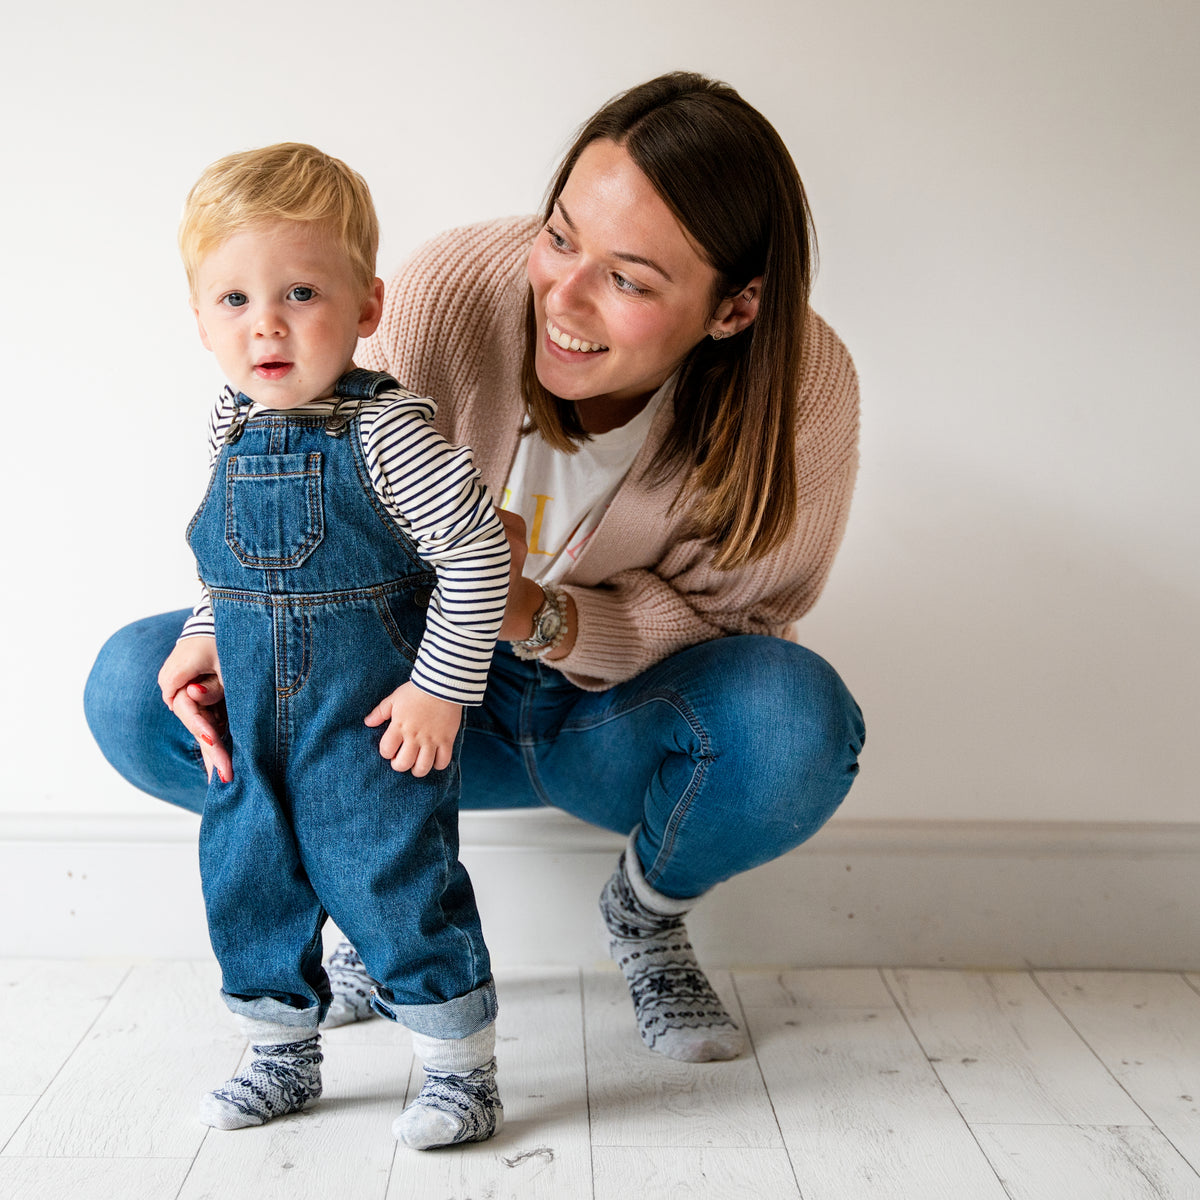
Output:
[178, 388, 239, 641]
[359, 392, 510, 706]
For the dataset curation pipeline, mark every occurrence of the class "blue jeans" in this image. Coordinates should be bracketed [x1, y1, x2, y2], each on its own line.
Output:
[87, 618, 864, 901]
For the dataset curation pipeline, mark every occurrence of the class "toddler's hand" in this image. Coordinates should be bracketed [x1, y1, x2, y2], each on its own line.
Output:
[364, 681, 462, 778]
[157, 635, 232, 784]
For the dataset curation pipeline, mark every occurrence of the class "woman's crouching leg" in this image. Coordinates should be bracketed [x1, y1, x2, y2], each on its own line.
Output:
[632, 634, 865, 900]
[563, 635, 865, 1061]
[84, 610, 210, 814]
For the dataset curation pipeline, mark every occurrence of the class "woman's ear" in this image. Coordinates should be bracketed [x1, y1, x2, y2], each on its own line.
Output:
[707, 276, 762, 339]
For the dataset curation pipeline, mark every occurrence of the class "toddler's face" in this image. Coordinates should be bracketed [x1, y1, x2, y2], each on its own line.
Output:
[192, 221, 382, 408]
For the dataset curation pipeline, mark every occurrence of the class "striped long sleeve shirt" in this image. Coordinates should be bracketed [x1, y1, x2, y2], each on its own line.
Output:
[180, 384, 510, 707]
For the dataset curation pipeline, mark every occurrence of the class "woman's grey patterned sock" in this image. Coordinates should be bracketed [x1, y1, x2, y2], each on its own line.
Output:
[393, 1025, 504, 1150]
[321, 941, 379, 1028]
[599, 844, 745, 1062]
[199, 1034, 323, 1130]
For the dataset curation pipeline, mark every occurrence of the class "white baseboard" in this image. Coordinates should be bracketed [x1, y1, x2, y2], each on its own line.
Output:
[3, 811, 1198, 969]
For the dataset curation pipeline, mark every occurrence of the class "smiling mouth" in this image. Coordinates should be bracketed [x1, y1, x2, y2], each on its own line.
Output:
[547, 321, 607, 353]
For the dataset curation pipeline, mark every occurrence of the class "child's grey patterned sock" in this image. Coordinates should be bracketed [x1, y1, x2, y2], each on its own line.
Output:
[599, 838, 744, 1062]
[393, 1024, 504, 1150]
[321, 941, 379, 1029]
[199, 1032, 323, 1130]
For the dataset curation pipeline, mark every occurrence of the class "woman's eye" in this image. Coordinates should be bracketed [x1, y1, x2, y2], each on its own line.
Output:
[289, 286, 315, 302]
[544, 224, 569, 251]
[221, 292, 248, 308]
[613, 274, 647, 297]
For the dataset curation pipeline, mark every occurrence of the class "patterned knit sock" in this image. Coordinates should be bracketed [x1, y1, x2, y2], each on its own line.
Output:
[599, 841, 745, 1063]
[321, 941, 379, 1029]
[199, 1031, 323, 1130]
[393, 1025, 504, 1150]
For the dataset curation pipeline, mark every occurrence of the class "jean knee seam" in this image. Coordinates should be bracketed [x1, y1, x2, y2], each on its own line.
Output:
[624, 691, 713, 889]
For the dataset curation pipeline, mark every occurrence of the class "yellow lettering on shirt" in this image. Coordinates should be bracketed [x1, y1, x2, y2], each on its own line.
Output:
[528, 494, 553, 556]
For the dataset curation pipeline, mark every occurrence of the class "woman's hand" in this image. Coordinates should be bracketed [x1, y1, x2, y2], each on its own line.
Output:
[364, 681, 462, 777]
[493, 507, 579, 658]
[157, 636, 232, 784]
[496, 508, 545, 640]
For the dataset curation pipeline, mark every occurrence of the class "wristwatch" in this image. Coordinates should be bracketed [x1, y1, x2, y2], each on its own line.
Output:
[510, 584, 568, 660]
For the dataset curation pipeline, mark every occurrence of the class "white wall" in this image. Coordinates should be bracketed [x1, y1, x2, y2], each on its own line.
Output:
[3, 0, 1197, 834]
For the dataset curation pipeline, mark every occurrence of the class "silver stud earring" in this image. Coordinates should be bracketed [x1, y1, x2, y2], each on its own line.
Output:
[710, 330, 725, 341]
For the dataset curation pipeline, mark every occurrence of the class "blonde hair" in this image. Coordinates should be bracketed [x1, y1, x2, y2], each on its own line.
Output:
[179, 142, 379, 296]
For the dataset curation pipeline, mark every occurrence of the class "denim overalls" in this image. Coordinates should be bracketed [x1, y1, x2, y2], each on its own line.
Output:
[187, 369, 496, 1040]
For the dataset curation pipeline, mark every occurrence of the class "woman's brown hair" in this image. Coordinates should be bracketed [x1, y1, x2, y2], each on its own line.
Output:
[520, 71, 816, 570]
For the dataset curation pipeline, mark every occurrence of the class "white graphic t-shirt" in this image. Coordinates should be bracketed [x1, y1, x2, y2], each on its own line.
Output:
[502, 385, 667, 585]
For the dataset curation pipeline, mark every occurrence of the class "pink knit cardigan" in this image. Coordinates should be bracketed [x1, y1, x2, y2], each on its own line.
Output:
[359, 216, 859, 691]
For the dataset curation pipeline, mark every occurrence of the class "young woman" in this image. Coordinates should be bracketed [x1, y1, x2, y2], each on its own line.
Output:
[86, 72, 865, 1064]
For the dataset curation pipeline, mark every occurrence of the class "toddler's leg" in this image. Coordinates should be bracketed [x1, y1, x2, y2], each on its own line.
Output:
[321, 941, 378, 1029]
[393, 1023, 503, 1150]
[200, 1017, 323, 1130]
[600, 834, 744, 1062]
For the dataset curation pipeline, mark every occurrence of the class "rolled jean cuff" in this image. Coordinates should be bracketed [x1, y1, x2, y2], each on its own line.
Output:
[627, 826, 704, 915]
[221, 991, 322, 1035]
[370, 976, 498, 1039]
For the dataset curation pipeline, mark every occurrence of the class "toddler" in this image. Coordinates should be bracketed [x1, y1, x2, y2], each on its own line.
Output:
[157, 143, 509, 1149]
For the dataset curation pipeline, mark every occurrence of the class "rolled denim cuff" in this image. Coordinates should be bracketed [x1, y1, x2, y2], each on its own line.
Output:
[220, 991, 322, 1035]
[370, 976, 498, 1039]
[627, 825, 704, 913]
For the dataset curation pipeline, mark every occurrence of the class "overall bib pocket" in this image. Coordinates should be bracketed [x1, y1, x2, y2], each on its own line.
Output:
[225, 452, 324, 569]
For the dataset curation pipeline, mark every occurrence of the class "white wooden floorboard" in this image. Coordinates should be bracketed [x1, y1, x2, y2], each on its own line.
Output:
[733, 966, 894, 1011]
[387, 967, 592, 1199]
[0, 1097, 33, 1149]
[178, 1040, 410, 1200]
[0, 1155, 194, 1200]
[9, 961, 1200, 1199]
[593, 1145, 800, 1199]
[885, 969, 1150, 1126]
[2, 961, 243, 1159]
[974, 1123, 1200, 1200]
[0, 959, 128, 1096]
[584, 967, 781, 1150]
[1036, 970, 1200, 1174]
[740, 970, 1008, 1200]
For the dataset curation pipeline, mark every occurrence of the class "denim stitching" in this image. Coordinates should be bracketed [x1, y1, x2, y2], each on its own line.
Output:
[563, 691, 712, 886]
[518, 671, 556, 808]
[347, 414, 427, 567]
[224, 452, 325, 570]
[276, 607, 312, 700]
[372, 594, 420, 662]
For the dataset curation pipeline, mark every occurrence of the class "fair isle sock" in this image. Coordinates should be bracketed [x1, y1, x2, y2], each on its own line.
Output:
[599, 843, 745, 1063]
[199, 1034, 323, 1130]
[393, 1025, 504, 1150]
[321, 941, 379, 1029]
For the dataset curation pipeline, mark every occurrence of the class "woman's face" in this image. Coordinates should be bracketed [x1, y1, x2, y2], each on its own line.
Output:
[526, 139, 723, 423]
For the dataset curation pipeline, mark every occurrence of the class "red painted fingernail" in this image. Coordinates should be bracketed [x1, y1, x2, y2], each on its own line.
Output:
[200, 733, 214, 746]
[193, 683, 209, 694]
[218, 770, 228, 783]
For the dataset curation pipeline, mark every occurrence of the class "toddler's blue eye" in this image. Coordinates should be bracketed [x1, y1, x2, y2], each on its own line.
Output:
[289, 286, 315, 302]
[222, 292, 248, 308]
